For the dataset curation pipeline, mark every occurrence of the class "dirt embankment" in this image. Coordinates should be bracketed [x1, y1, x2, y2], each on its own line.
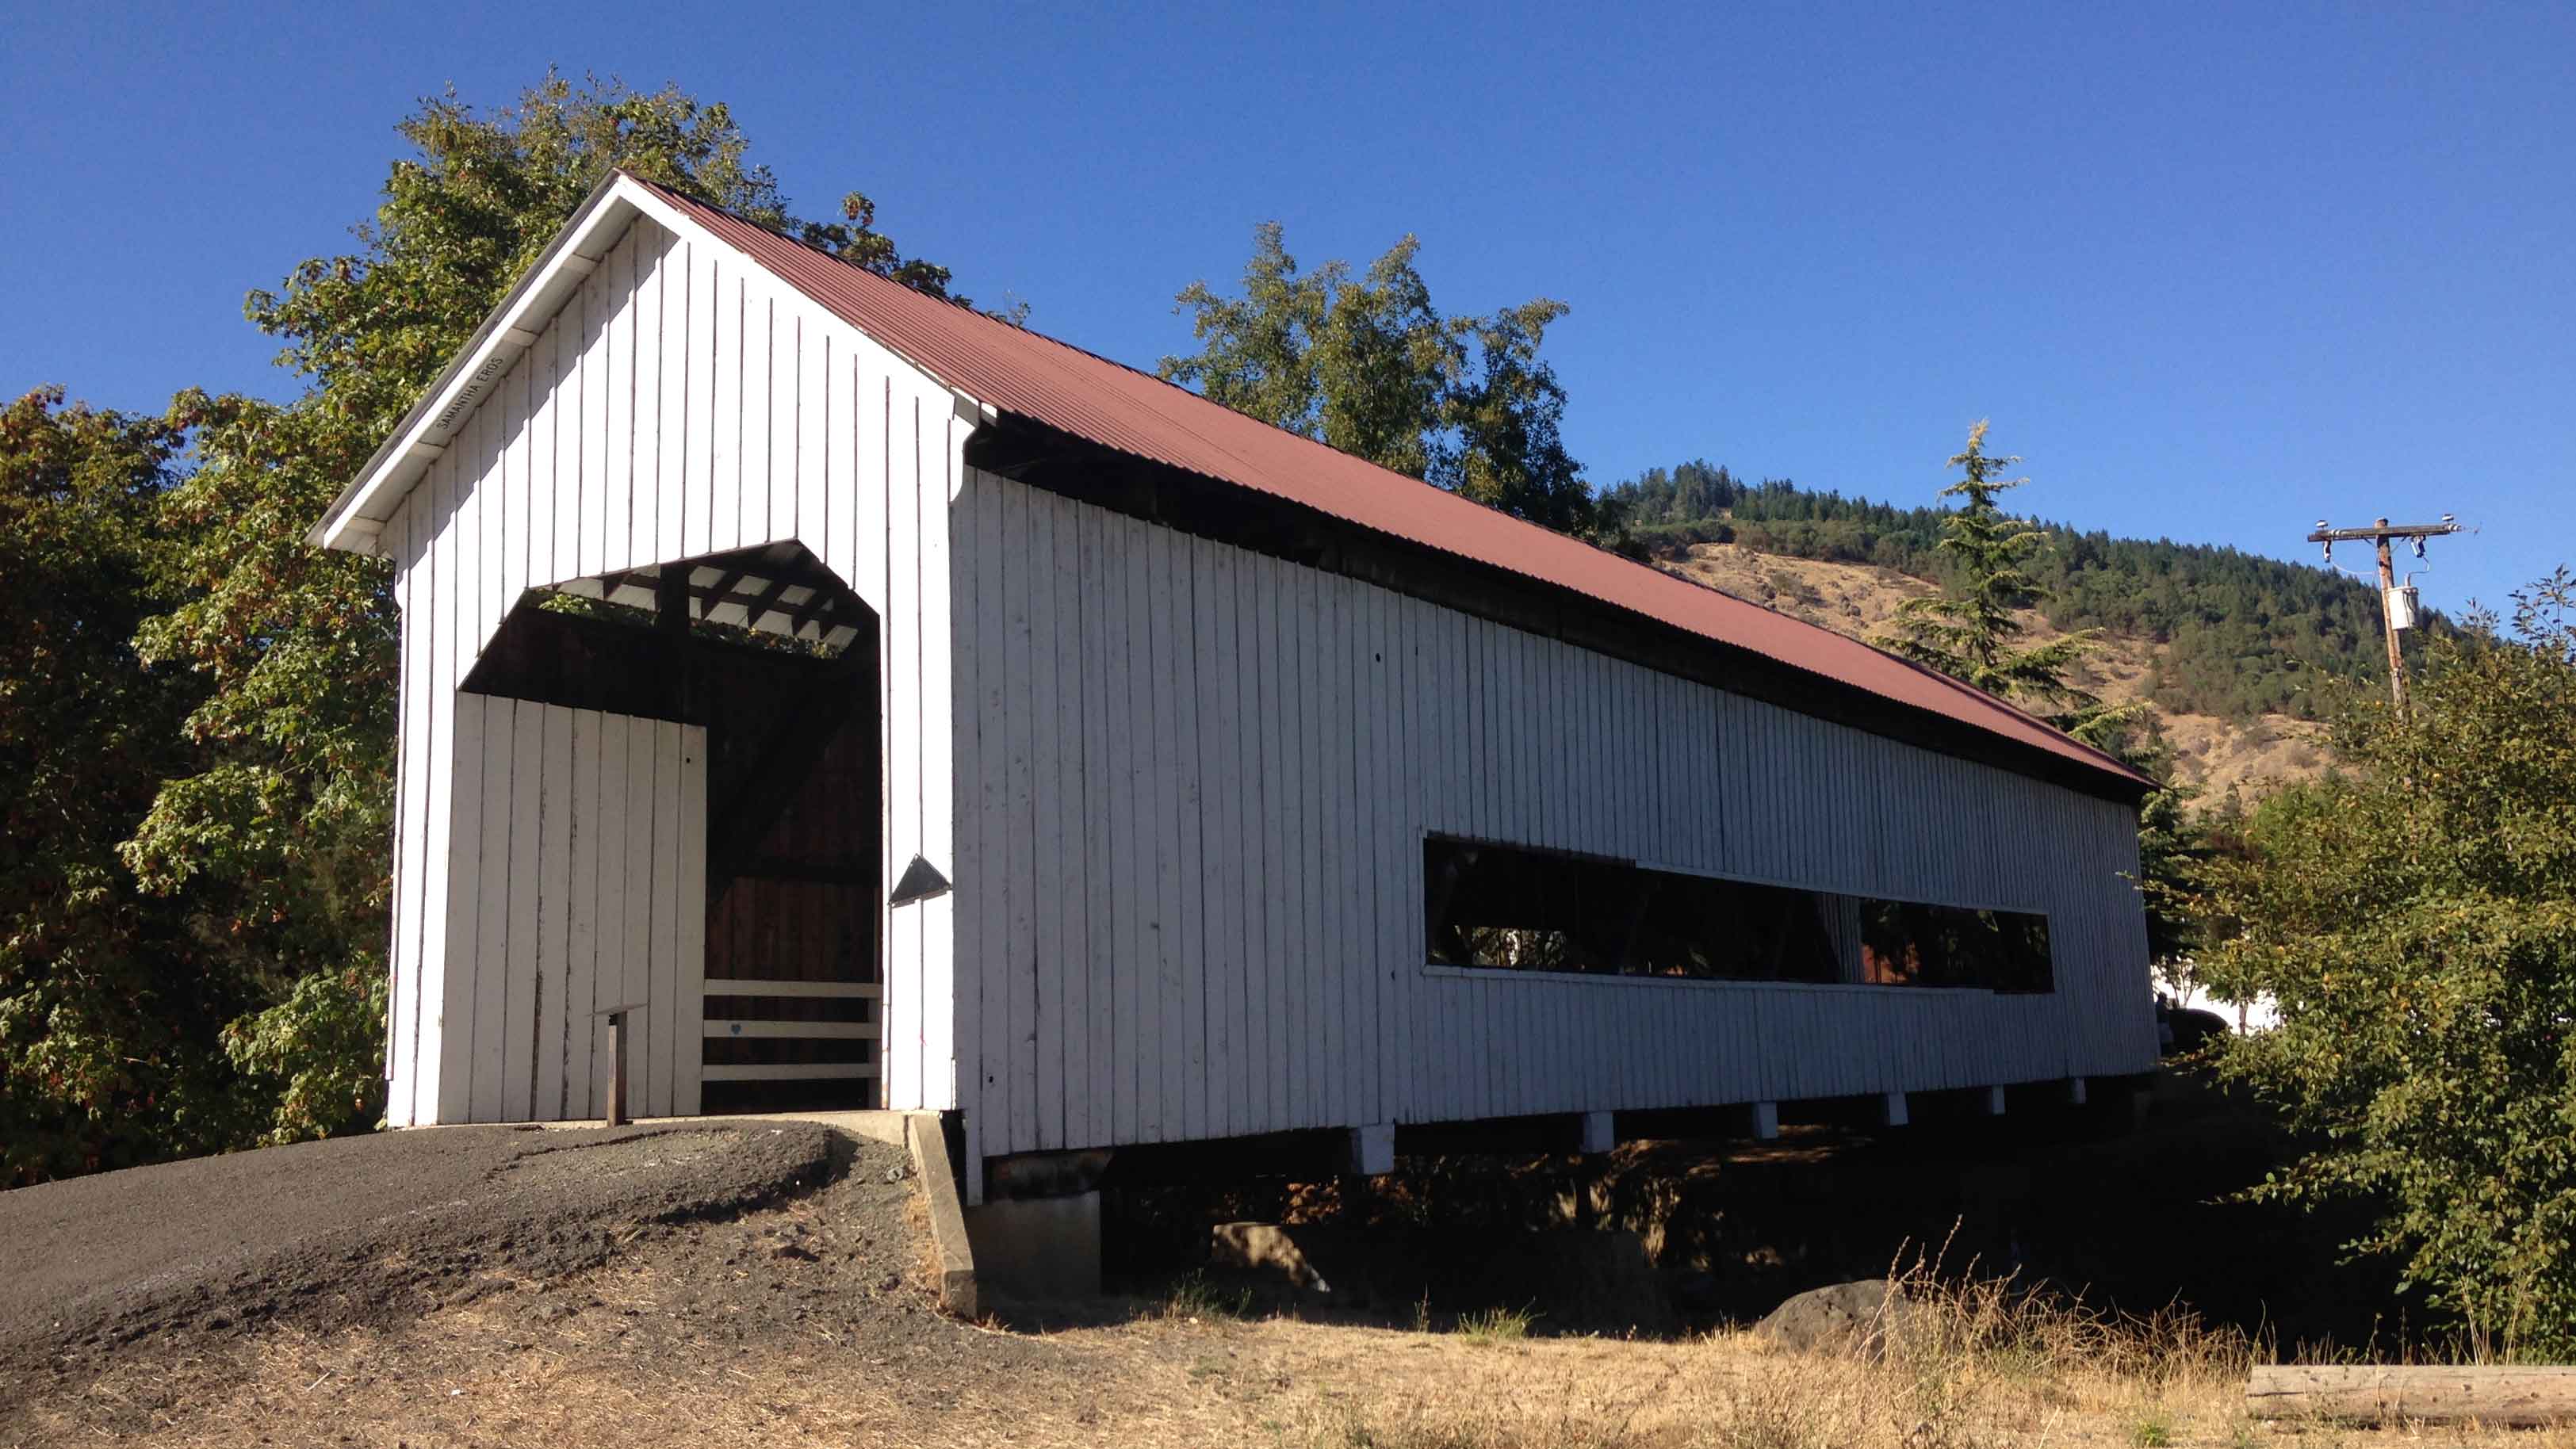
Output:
[2, 1122, 836, 1374]
[0, 1120, 1072, 1443]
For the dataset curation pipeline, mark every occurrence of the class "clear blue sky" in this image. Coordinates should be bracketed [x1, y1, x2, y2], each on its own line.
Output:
[5, 1, 2567, 615]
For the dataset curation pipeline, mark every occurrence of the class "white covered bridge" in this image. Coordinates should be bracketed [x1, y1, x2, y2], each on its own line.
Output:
[316, 171, 2157, 1204]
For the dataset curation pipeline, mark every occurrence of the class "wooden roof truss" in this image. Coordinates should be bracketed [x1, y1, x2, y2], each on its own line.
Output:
[549, 541, 868, 656]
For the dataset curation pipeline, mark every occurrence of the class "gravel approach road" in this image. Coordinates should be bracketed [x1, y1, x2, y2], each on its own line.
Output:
[0, 1120, 842, 1374]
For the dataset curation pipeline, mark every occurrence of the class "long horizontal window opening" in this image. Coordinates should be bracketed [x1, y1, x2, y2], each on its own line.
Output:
[1423, 837, 2053, 993]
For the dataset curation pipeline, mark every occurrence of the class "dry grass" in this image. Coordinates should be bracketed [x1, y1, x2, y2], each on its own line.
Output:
[1453, 1303, 1541, 1344]
[23, 1239, 2576, 1447]
[1265, 1256, 2576, 1449]
[1271, 1259, 2263, 1449]
[29, 1294, 2576, 1448]
[1159, 1268, 1258, 1321]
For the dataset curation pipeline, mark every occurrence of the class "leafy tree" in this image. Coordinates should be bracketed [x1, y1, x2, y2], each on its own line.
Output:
[1160, 224, 1335, 442]
[1441, 301, 1588, 537]
[0, 389, 253, 1184]
[2201, 571, 2576, 1351]
[1162, 225, 1595, 535]
[112, 72, 964, 1156]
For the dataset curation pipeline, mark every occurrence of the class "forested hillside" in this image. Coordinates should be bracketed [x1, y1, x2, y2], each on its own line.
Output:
[1604, 461, 2416, 723]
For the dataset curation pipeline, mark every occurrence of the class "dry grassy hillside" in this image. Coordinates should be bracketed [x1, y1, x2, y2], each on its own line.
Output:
[1661, 544, 2331, 805]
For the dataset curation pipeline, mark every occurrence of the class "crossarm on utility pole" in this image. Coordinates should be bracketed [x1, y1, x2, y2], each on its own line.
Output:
[2305, 522, 2463, 545]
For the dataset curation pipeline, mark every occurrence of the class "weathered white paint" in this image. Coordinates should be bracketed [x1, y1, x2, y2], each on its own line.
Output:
[949, 469, 2159, 1166]
[376, 206, 965, 1126]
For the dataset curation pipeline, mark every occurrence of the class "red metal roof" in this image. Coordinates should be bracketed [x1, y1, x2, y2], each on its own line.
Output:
[637, 177, 2149, 793]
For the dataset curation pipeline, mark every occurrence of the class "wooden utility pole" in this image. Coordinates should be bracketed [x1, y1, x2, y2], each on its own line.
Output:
[2306, 516, 2463, 714]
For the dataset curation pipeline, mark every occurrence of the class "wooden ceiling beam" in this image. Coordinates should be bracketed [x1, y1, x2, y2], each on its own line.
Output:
[785, 581, 836, 634]
[741, 572, 798, 633]
[792, 583, 860, 636]
[695, 568, 748, 619]
[556, 544, 872, 644]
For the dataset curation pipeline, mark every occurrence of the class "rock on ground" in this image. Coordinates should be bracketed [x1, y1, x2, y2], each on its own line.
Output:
[1753, 1279, 1911, 1358]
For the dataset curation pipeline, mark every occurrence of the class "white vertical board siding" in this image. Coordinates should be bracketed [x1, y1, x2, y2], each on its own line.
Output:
[382, 484, 425, 1124]
[951, 468, 2159, 1160]
[377, 211, 967, 1123]
[909, 406, 959, 1117]
[431, 698, 702, 1120]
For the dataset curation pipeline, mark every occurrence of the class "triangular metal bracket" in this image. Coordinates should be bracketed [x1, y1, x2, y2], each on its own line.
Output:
[890, 854, 951, 908]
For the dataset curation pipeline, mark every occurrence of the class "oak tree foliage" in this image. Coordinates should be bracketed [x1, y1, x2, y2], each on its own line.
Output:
[0, 389, 255, 1183]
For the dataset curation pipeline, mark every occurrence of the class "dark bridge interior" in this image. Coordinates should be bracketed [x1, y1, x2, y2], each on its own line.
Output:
[462, 541, 883, 1112]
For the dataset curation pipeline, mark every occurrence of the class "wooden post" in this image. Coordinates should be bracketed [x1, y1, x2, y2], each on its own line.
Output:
[597, 1002, 645, 1126]
[1347, 1123, 1395, 1176]
[656, 566, 694, 729]
[607, 1011, 630, 1126]
[1577, 1110, 1616, 1155]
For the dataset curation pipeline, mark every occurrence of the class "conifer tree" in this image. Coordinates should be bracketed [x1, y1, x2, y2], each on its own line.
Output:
[1876, 420, 2097, 715]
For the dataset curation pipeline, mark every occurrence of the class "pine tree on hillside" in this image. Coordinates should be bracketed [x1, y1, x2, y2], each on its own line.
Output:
[1874, 421, 2100, 718]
